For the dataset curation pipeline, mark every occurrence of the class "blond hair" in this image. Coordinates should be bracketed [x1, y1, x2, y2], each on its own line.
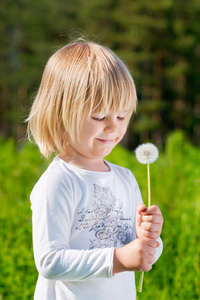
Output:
[27, 41, 137, 158]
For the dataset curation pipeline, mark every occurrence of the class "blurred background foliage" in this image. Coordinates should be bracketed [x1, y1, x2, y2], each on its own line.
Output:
[1, 0, 200, 299]
[0, 0, 200, 149]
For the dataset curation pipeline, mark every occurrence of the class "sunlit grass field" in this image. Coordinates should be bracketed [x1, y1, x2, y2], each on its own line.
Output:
[0, 131, 200, 299]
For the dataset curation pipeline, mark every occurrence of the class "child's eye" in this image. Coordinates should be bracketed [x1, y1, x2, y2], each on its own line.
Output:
[117, 116, 125, 120]
[92, 116, 105, 121]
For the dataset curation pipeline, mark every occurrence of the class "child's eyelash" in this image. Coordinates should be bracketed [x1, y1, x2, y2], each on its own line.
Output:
[92, 117, 105, 121]
[92, 116, 125, 121]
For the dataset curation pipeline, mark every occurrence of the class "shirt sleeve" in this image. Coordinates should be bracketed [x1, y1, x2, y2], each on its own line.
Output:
[31, 172, 114, 281]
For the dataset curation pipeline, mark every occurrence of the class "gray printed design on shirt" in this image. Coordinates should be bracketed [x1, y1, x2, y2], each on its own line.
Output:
[76, 183, 132, 249]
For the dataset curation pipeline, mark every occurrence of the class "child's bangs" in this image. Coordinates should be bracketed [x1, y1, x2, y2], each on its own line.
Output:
[90, 66, 136, 116]
[76, 42, 137, 120]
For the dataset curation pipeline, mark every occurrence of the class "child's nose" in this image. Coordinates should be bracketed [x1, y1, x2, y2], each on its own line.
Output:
[104, 127, 113, 133]
[104, 122, 117, 133]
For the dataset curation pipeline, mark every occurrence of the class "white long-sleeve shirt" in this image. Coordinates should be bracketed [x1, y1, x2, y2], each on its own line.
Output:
[31, 156, 163, 299]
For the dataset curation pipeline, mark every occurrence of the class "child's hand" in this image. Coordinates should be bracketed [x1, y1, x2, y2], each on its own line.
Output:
[136, 203, 163, 240]
[113, 237, 159, 274]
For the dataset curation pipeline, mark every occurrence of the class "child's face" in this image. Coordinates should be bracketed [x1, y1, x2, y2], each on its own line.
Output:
[67, 111, 129, 164]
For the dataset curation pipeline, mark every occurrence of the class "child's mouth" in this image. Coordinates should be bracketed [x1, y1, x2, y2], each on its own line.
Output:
[96, 138, 115, 144]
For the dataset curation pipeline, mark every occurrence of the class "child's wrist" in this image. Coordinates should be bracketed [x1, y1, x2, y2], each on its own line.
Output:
[112, 248, 126, 275]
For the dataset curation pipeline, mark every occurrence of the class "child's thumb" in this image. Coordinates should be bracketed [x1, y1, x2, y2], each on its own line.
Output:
[137, 203, 147, 215]
[136, 203, 147, 227]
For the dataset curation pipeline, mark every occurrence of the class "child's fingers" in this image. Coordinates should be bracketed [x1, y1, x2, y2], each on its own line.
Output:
[141, 205, 162, 216]
[139, 228, 160, 239]
[142, 205, 164, 226]
[136, 204, 163, 239]
[141, 222, 160, 232]
[142, 214, 162, 224]
[145, 238, 159, 248]
[141, 219, 163, 238]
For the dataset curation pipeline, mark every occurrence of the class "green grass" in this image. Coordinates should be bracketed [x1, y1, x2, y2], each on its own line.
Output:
[0, 131, 200, 299]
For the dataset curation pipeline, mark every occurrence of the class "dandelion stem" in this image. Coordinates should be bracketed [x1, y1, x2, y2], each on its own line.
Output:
[139, 270, 144, 292]
[147, 163, 151, 207]
[139, 163, 151, 293]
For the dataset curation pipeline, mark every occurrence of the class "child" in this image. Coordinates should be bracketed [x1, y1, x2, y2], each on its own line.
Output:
[27, 40, 163, 300]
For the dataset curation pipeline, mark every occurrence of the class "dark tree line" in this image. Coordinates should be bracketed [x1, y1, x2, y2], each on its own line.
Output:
[0, 0, 200, 149]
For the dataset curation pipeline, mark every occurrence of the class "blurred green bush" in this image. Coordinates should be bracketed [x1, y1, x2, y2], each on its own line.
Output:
[0, 131, 199, 299]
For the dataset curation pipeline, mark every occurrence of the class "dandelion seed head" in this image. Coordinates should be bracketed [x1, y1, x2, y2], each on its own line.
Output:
[135, 143, 159, 164]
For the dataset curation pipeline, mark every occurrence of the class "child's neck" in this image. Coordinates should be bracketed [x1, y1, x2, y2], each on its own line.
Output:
[59, 153, 110, 172]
